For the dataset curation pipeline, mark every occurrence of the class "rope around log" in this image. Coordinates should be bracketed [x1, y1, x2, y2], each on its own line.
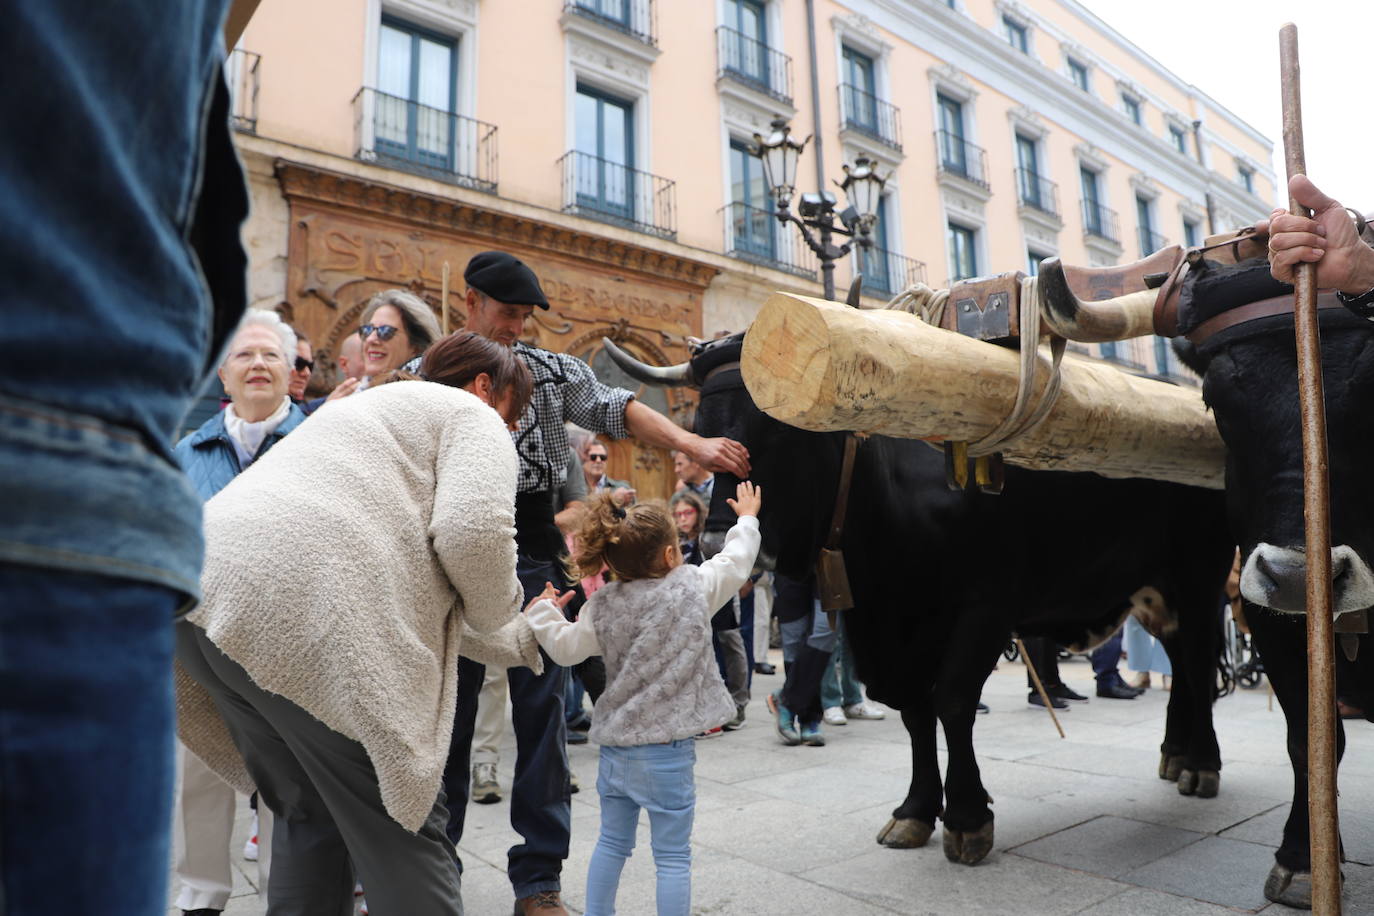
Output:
[885, 278, 1065, 457]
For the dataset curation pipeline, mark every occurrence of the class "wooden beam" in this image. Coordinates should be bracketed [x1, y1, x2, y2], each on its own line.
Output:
[741, 292, 1225, 489]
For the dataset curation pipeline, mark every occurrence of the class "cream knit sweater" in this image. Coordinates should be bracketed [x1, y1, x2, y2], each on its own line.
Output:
[176, 381, 540, 832]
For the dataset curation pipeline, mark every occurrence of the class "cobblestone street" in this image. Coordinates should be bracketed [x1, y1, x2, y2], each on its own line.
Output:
[170, 650, 1374, 915]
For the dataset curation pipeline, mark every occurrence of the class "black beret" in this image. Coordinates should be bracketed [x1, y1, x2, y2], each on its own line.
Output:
[464, 251, 549, 310]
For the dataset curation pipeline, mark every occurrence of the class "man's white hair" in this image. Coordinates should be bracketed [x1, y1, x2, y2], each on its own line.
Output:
[222, 309, 296, 367]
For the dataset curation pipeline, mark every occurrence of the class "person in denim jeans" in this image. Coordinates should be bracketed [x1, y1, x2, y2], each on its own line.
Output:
[0, 3, 249, 912]
[525, 484, 762, 915]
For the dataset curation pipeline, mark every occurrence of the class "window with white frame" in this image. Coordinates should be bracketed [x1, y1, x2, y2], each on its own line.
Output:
[1067, 57, 1089, 92]
[1003, 16, 1028, 54]
[1238, 163, 1255, 194]
[948, 222, 978, 282]
[1169, 124, 1188, 155]
[1122, 93, 1142, 126]
[375, 18, 458, 170]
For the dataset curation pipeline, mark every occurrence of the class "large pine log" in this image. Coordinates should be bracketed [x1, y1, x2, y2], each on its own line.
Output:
[741, 292, 1225, 489]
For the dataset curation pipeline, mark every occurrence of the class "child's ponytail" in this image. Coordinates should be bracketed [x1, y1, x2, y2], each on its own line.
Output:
[569, 492, 676, 582]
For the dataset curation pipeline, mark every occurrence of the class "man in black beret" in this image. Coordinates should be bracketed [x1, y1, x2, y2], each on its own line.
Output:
[447, 250, 750, 916]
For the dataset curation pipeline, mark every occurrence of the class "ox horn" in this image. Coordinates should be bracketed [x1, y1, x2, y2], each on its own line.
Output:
[1036, 255, 1165, 343]
[600, 337, 693, 387]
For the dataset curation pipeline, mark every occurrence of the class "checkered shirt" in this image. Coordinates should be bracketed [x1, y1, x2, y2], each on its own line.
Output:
[404, 344, 633, 494]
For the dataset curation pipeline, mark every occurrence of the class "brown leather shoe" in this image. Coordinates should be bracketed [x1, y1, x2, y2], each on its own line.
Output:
[514, 891, 569, 915]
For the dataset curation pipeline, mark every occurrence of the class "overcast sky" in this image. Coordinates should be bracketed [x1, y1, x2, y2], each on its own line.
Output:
[1082, 0, 1372, 213]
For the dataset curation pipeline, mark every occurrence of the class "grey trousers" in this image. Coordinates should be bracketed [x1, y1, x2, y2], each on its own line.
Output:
[176, 622, 463, 916]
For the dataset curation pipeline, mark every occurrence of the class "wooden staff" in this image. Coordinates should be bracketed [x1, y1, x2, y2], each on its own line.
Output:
[441, 262, 451, 335]
[1280, 24, 1341, 914]
[1015, 638, 1065, 739]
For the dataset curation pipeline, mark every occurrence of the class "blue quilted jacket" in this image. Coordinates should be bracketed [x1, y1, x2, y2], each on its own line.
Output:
[173, 404, 308, 502]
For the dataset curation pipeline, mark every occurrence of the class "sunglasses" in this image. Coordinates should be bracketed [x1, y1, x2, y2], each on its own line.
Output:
[587, 454, 608, 462]
[294, 356, 315, 372]
[358, 324, 400, 342]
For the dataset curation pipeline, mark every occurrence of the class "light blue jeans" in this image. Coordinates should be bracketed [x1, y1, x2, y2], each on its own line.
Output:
[586, 740, 696, 916]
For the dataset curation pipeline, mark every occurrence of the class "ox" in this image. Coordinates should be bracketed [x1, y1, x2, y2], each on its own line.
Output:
[607, 319, 1234, 866]
[1043, 251, 1374, 908]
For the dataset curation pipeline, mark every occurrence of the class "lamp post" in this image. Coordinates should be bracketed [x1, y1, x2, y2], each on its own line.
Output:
[752, 117, 887, 301]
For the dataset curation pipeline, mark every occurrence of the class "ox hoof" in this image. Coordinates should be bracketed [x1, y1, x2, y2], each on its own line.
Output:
[877, 817, 935, 848]
[1159, 753, 1185, 782]
[941, 821, 995, 865]
[1194, 770, 1220, 798]
[1178, 768, 1197, 796]
[1263, 863, 1313, 910]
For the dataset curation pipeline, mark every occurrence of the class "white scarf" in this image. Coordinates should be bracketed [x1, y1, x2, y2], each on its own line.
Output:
[223, 397, 291, 468]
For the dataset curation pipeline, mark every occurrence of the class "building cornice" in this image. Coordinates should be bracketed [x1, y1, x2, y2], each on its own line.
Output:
[274, 160, 719, 289]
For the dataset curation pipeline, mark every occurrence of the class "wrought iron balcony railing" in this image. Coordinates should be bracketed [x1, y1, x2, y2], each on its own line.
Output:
[353, 88, 498, 192]
[1138, 226, 1169, 257]
[856, 245, 927, 297]
[839, 83, 902, 151]
[564, 0, 656, 46]
[1015, 167, 1059, 218]
[720, 201, 816, 279]
[935, 130, 989, 189]
[716, 26, 792, 105]
[560, 150, 676, 239]
[1081, 200, 1121, 244]
[226, 48, 260, 133]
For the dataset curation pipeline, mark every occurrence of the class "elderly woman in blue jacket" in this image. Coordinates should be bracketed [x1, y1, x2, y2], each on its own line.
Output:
[170, 308, 305, 916]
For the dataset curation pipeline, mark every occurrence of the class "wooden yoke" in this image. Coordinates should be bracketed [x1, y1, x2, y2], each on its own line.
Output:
[943, 272, 1024, 342]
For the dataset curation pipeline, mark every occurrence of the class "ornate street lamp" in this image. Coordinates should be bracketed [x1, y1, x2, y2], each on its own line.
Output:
[752, 117, 886, 300]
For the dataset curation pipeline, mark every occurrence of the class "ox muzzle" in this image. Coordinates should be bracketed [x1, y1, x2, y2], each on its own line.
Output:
[1240, 544, 1374, 616]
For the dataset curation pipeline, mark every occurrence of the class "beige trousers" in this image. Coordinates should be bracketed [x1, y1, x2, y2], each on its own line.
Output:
[472, 666, 508, 766]
[173, 745, 273, 909]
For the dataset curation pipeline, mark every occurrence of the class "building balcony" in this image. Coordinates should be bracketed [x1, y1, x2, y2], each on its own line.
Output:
[1138, 226, 1169, 257]
[716, 26, 792, 105]
[1081, 200, 1121, 244]
[720, 202, 816, 279]
[839, 83, 902, 151]
[560, 150, 675, 240]
[353, 89, 498, 192]
[226, 48, 260, 134]
[1015, 167, 1059, 218]
[935, 130, 989, 190]
[563, 0, 655, 47]
[856, 245, 927, 297]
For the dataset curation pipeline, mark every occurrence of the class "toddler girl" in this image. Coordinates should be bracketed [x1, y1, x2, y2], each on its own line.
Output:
[524, 481, 762, 916]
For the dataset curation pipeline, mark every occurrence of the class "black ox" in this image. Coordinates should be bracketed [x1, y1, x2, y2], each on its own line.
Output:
[1059, 252, 1374, 909]
[609, 330, 1234, 866]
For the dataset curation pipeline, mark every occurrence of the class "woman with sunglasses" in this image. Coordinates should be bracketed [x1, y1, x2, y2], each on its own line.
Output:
[176, 331, 544, 915]
[357, 289, 441, 380]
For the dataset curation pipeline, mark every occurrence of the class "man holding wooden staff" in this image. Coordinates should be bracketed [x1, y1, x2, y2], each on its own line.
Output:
[1263, 175, 1374, 305]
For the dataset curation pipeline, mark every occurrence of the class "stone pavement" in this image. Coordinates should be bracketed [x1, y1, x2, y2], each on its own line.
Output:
[169, 652, 1374, 915]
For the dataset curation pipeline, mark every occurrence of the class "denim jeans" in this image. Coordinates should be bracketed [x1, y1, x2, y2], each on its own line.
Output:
[586, 740, 696, 916]
[820, 617, 864, 710]
[0, 565, 179, 915]
[443, 553, 570, 899]
[1, 0, 248, 599]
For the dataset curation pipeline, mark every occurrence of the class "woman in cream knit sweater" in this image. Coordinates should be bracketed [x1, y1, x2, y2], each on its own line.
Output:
[176, 331, 543, 915]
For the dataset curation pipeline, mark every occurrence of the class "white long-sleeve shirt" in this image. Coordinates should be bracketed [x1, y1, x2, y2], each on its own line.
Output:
[526, 515, 760, 666]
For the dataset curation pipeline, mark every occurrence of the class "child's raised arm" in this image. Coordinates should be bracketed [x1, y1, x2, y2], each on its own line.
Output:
[700, 482, 763, 611]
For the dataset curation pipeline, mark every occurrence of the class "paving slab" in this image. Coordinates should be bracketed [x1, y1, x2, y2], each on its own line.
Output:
[1220, 803, 1374, 867]
[803, 843, 1129, 916]
[1010, 813, 1204, 879]
[1119, 835, 1279, 911]
[1071, 885, 1263, 915]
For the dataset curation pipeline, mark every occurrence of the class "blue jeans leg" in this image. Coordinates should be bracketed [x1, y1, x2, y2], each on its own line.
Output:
[820, 619, 864, 709]
[0, 564, 179, 915]
[586, 742, 695, 916]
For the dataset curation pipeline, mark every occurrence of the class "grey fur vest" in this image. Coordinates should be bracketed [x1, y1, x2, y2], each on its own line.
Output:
[588, 564, 736, 746]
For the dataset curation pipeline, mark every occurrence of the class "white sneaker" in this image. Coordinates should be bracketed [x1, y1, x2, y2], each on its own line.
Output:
[822, 705, 848, 726]
[243, 813, 259, 860]
[844, 702, 886, 720]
